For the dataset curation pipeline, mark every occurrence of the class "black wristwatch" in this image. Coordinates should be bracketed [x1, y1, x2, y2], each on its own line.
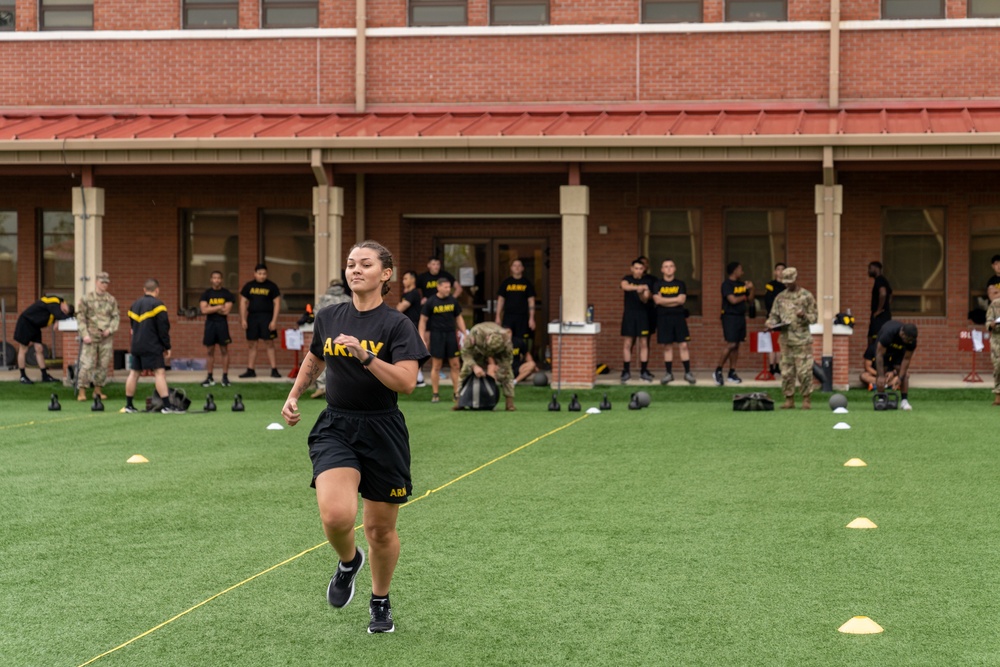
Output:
[360, 352, 376, 366]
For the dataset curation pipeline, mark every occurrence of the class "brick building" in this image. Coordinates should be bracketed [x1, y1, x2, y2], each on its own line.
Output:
[2, 0, 1000, 386]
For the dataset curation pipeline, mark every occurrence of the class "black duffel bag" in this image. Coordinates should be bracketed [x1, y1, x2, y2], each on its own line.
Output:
[456, 375, 499, 411]
[732, 392, 774, 411]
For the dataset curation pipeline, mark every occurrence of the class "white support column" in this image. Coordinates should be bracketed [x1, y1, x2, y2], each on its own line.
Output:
[313, 185, 344, 298]
[559, 185, 589, 323]
[72, 187, 104, 307]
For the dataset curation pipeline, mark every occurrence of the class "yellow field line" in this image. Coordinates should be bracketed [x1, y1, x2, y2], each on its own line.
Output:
[0, 414, 97, 431]
[76, 413, 590, 667]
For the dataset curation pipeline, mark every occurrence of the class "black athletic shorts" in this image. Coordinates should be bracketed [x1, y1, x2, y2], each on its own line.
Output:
[620, 310, 651, 338]
[203, 319, 232, 347]
[308, 407, 413, 504]
[429, 330, 460, 360]
[657, 316, 690, 345]
[13, 319, 42, 346]
[130, 352, 165, 371]
[246, 313, 278, 341]
[868, 311, 892, 341]
[722, 314, 747, 343]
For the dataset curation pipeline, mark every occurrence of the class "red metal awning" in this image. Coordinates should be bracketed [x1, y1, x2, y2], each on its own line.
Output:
[2, 103, 999, 141]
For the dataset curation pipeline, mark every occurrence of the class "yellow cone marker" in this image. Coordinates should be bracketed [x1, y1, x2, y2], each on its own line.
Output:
[846, 517, 877, 529]
[844, 458, 867, 467]
[838, 616, 884, 634]
[127, 454, 149, 464]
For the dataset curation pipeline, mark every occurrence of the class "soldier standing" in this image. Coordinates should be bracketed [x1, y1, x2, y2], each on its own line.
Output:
[765, 267, 818, 410]
[987, 297, 1000, 406]
[76, 272, 119, 401]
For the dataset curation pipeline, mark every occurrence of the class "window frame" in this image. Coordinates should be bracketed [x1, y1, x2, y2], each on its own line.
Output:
[180, 209, 240, 310]
[409, 0, 467, 27]
[0, 3, 15, 31]
[490, 0, 548, 25]
[881, 0, 945, 19]
[39, 0, 93, 31]
[261, 0, 318, 29]
[725, 0, 787, 22]
[968, 207, 1000, 311]
[881, 206, 946, 317]
[260, 208, 314, 314]
[642, 0, 703, 23]
[723, 208, 787, 315]
[39, 210, 75, 301]
[0, 210, 16, 311]
[641, 208, 704, 317]
[182, 0, 240, 30]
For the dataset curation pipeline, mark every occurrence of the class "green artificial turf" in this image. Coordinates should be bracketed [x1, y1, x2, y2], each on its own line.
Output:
[2, 382, 999, 666]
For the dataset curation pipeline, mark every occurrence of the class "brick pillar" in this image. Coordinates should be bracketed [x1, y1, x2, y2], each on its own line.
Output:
[811, 324, 854, 390]
[547, 323, 600, 388]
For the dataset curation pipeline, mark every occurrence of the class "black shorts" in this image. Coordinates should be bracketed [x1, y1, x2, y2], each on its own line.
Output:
[868, 311, 892, 340]
[620, 310, 651, 338]
[308, 407, 413, 504]
[13, 319, 42, 346]
[246, 313, 277, 341]
[722, 315, 747, 343]
[203, 319, 232, 347]
[130, 352, 165, 371]
[503, 317, 532, 345]
[657, 316, 690, 344]
[429, 330, 460, 360]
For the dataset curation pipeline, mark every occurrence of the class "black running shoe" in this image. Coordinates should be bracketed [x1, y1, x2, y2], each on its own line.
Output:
[327, 547, 365, 609]
[19, 376, 33, 385]
[640, 370, 654, 383]
[160, 406, 186, 414]
[270, 368, 282, 378]
[238, 369, 256, 378]
[684, 372, 697, 385]
[123, 405, 139, 414]
[41, 375, 59, 383]
[660, 372, 674, 385]
[201, 376, 215, 387]
[368, 597, 395, 634]
[221, 376, 231, 387]
[727, 371, 743, 385]
[620, 371, 631, 383]
[713, 369, 723, 386]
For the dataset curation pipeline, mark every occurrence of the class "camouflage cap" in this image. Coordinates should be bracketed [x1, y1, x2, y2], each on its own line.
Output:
[96, 272, 110, 283]
[780, 267, 797, 284]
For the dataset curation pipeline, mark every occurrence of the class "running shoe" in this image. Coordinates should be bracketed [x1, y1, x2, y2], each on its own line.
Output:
[41, 374, 59, 383]
[160, 406, 186, 414]
[221, 376, 231, 387]
[19, 376, 33, 385]
[123, 405, 139, 414]
[713, 369, 723, 386]
[238, 369, 256, 378]
[368, 597, 395, 634]
[684, 372, 697, 385]
[660, 372, 674, 385]
[328, 547, 365, 609]
[620, 371, 631, 383]
[431, 393, 440, 403]
[640, 370, 654, 383]
[201, 376, 216, 387]
[270, 368, 282, 378]
[726, 371, 742, 384]
[900, 399, 913, 411]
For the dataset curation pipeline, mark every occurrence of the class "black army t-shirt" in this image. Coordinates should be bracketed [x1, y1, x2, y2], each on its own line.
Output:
[622, 274, 655, 312]
[310, 302, 429, 412]
[200, 287, 235, 322]
[721, 278, 749, 316]
[653, 278, 686, 317]
[400, 288, 422, 328]
[498, 276, 536, 322]
[870, 275, 892, 314]
[421, 295, 463, 332]
[241, 279, 281, 315]
[416, 271, 457, 300]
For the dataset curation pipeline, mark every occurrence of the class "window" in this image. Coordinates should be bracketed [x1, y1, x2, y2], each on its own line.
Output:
[969, 208, 1000, 311]
[643, 0, 703, 23]
[0, 3, 14, 31]
[410, 0, 466, 26]
[262, 0, 318, 28]
[40, 211, 74, 300]
[969, 0, 1000, 17]
[39, 0, 93, 30]
[726, 0, 786, 21]
[183, 0, 239, 29]
[881, 0, 944, 19]
[0, 211, 16, 311]
[642, 210, 703, 316]
[882, 207, 945, 316]
[261, 210, 314, 313]
[182, 210, 240, 310]
[724, 209, 786, 314]
[491, 0, 548, 25]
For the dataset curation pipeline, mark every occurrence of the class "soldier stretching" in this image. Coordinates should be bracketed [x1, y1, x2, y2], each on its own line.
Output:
[765, 267, 818, 410]
[76, 272, 119, 401]
[457, 322, 516, 412]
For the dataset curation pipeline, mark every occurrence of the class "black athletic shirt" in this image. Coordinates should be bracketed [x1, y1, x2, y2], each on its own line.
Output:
[721, 278, 749, 316]
[128, 294, 171, 355]
[652, 278, 686, 316]
[421, 295, 463, 332]
[310, 302, 429, 412]
[764, 279, 786, 315]
[876, 320, 916, 356]
[18, 296, 70, 329]
[416, 271, 457, 299]
[400, 288, 422, 328]
[240, 279, 281, 315]
[200, 287, 235, 323]
[622, 274, 655, 312]
[870, 275, 892, 314]
[498, 276, 536, 323]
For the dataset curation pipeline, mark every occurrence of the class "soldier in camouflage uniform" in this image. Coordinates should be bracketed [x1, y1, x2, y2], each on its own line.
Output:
[765, 267, 818, 410]
[986, 298, 1000, 406]
[76, 272, 120, 401]
[457, 321, 516, 411]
